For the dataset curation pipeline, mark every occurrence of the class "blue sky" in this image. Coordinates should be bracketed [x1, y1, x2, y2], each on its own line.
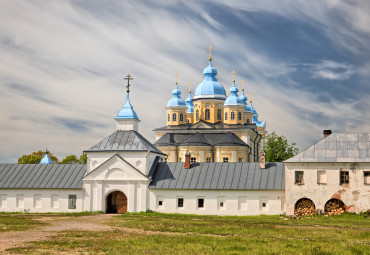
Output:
[1, 0, 370, 162]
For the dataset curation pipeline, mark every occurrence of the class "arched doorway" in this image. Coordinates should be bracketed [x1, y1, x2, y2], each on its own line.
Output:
[294, 198, 316, 216]
[324, 198, 345, 215]
[106, 191, 127, 213]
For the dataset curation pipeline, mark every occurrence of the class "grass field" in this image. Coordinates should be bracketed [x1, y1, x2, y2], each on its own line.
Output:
[3, 212, 370, 254]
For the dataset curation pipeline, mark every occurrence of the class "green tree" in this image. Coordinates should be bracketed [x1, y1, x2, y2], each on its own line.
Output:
[18, 151, 59, 164]
[264, 131, 299, 162]
[60, 154, 87, 164]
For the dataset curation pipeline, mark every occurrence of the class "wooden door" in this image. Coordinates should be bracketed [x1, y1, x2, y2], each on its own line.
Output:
[117, 192, 127, 213]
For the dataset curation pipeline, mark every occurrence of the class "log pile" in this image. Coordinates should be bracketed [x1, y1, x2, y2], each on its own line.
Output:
[294, 199, 315, 216]
[325, 200, 345, 215]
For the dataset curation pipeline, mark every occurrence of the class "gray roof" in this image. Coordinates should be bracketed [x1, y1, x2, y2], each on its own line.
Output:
[149, 162, 285, 190]
[154, 120, 257, 131]
[85, 130, 164, 155]
[285, 133, 370, 163]
[0, 164, 86, 189]
[154, 132, 249, 147]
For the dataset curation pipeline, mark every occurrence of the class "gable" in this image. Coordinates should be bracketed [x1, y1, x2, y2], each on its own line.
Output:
[191, 121, 215, 129]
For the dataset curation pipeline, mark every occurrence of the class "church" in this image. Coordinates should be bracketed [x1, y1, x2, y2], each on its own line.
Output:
[0, 50, 368, 215]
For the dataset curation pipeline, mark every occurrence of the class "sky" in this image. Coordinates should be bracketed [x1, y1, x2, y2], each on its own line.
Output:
[1, 0, 370, 163]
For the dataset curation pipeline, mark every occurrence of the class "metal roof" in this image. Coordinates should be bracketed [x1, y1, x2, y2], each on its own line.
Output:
[285, 133, 370, 163]
[149, 162, 285, 190]
[0, 164, 86, 189]
[154, 120, 257, 131]
[85, 130, 164, 154]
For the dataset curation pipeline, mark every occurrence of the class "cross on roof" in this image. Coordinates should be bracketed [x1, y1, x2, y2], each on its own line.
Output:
[124, 74, 133, 93]
[232, 70, 237, 82]
[208, 46, 213, 60]
[242, 80, 244, 91]
[249, 91, 252, 102]
[175, 73, 179, 84]
[188, 82, 192, 93]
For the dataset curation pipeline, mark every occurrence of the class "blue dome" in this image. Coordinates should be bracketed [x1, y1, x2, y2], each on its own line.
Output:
[116, 92, 139, 120]
[250, 102, 266, 127]
[239, 90, 252, 113]
[40, 153, 52, 164]
[194, 61, 226, 99]
[185, 91, 194, 113]
[167, 85, 186, 107]
[224, 82, 244, 105]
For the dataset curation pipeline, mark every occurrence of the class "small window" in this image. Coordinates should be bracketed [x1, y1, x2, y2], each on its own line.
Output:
[220, 202, 224, 207]
[198, 198, 204, 208]
[190, 157, 196, 163]
[238, 112, 242, 120]
[295, 171, 304, 184]
[340, 171, 349, 184]
[68, 195, 77, 209]
[206, 157, 211, 162]
[172, 113, 177, 121]
[231, 112, 235, 120]
[225, 112, 228, 120]
[223, 157, 229, 163]
[365, 172, 370, 185]
[196, 110, 199, 121]
[186, 119, 190, 123]
[247, 118, 250, 124]
[158, 200, 163, 206]
[180, 113, 184, 122]
[262, 202, 267, 208]
[177, 198, 184, 208]
[238, 157, 243, 162]
[167, 114, 170, 121]
[217, 109, 221, 120]
[205, 109, 210, 120]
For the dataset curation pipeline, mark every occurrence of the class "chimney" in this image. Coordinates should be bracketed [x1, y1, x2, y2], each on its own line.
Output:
[323, 130, 332, 138]
[184, 151, 191, 169]
[259, 152, 266, 169]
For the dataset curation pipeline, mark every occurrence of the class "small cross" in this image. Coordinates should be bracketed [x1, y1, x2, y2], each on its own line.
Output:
[175, 73, 179, 84]
[232, 70, 237, 82]
[188, 82, 192, 93]
[242, 80, 244, 91]
[124, 74, 133, 93]
[249, 91, 252, 102]
[208, 46, 213, 60]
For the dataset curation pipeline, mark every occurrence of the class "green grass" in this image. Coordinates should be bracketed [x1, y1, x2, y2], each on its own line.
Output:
[6, 213, 370, 254]
[0, 214, 44, 232]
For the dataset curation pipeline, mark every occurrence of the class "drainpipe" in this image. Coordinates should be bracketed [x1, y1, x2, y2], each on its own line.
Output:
[255, 134, 262, 162]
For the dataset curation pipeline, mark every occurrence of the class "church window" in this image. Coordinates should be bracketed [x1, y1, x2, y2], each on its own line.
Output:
[167, 114, 170, 121]
[206, 157, 211, 162]
[340, 171, 349, 184]
[238, 157, 243, 162]
[180, 113, 184, 122]
[172, 113, 177, 121]
[177, 198, 184, 208]
[224, 112, 228, 120]
[158, 200, 163, 206]
[198, 198, 204, 208]
[223, 157, 229, 163]
[205, 109, 210, 120]
[231, 112, 235, 120]
[190, 157, 196, 163]
[196, 110, 199, 121]
[365, 172, 370, 185]
[217, 109, 221, 120]
[295, 171, 304, 184]
[238, 112, 242, 120]
[247, 118, 250, 124]
[68, 194, 77, 209]
[186, 119, 189, 123]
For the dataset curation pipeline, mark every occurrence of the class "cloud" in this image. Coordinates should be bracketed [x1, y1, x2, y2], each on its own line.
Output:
[312, 60, 354, 81]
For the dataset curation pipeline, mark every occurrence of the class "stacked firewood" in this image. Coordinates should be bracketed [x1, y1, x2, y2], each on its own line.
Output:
[294, 199, 315, 216]
[325, 200, 345, 215]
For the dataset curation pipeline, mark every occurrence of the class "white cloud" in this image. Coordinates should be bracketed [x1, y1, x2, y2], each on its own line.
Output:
[312, 60, 354, 81]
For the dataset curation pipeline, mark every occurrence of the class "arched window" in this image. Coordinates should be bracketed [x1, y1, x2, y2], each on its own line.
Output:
[186, 119, 189, 123]
[168, 113, 170, 121]
[238, 112, 242, 120]
[196, 110, 199, 121]
[231, 112, 235, 120]
[180, 113, 184, 122]
[172, 113, 177, 121]
[246, 118, 250, 124]
[217, 109, 221, 120]
[205, 109, 210, 120]
[224, 112, 228, 120]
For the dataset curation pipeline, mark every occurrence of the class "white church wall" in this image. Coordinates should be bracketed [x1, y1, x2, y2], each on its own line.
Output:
[149, 189, 285, 216]
[0, 189, 84, 213]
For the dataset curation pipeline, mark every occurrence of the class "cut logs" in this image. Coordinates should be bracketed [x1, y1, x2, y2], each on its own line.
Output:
[294, 199, 315, 216]
[324, 199, 345, 215]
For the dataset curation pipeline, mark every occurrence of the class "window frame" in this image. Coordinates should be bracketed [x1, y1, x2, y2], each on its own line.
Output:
[223, 157, 229, 163]
[68, 194, 77, 210]
[217, 109, 221, 120]
[197, 198, 204, 209]
[177, 197, 184, 208]
[190, 157, 196, 163]
[238, 111, 242, 120]
[167, 113, 170, 121]
[295, 171, 304, 184]
[196, 110, 199, 121]
[172, 113, 177, 121]
[238, 157, 243, 162]
[179, 113, 184, 122]
[224, 112, 228, 120]
[206, 157, 211, 162]
[230, 111, 235, 120]
[340, 171, 349, 185]
[205, 108, 210, 120]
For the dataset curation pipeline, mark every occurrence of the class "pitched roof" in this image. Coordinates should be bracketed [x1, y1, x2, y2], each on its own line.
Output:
[0, 164, 86, 189]
[180, 133, 210, 146]
[154, 120, 257, 131]
[285, 133, 370, 163]
[149, 162, 284, 190]
[85, 130, 164, 155]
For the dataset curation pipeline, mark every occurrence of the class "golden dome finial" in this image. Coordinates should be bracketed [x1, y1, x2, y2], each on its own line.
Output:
[175, 73, 179, 85]
[242, 80, 244, 91]
[232, 70, 237, 82]
[188, 82, 192, 93]
[208, 46, 213, 61]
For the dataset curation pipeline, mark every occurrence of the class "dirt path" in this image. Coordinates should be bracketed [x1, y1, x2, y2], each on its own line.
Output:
[0, 214, 116, 253]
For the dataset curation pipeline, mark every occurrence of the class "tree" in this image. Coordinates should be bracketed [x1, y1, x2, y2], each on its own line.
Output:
[264, 131, 299, 162]
[18, 151, 59, 164]
[60, 154, 87, 164]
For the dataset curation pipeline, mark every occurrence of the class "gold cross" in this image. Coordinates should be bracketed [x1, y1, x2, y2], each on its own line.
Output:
[188, 82, 192, 93]
[208, 46, 213, 60]
[124, 74, 133, 93]
[242, 80, 244, 91]
[249, 91, 252, 102]
[232, 70, 237, 82]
